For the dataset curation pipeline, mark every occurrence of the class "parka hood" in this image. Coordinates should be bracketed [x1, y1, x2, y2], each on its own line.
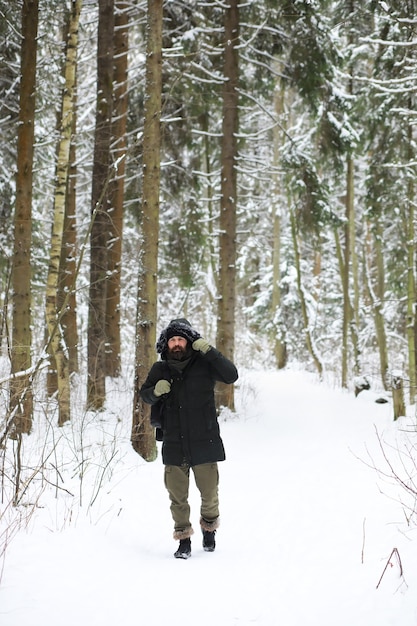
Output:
[156, 318, 201, 359]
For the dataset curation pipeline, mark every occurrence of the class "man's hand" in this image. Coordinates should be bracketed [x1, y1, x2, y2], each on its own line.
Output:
[154, 379, 171, 397]
[192, 338, 211, 354]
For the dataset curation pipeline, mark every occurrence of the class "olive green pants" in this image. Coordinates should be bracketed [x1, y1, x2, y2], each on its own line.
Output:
[164, 463, 219, 537]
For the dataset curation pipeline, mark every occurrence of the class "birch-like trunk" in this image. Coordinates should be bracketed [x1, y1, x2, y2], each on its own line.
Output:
[58, 99, 79, 375]
[45, 0, 81, 426]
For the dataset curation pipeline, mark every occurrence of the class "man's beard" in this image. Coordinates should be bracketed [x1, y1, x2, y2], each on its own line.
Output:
[167, 344, 191, 361]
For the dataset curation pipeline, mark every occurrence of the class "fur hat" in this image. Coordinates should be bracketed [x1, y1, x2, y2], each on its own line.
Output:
[156, 318, 201, 359]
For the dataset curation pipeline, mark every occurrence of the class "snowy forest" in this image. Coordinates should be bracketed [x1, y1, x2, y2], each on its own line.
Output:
[3, 3, 417, 618]
[1, 0, 417, 538]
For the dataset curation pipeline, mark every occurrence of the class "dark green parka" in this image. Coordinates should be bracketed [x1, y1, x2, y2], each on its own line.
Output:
[140, 346, 238, 467]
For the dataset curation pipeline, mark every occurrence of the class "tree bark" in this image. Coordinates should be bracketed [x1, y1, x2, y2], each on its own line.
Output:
[10, 0, 39, 434]
[59, 88, 79, 376]
[87, 0, 114, 409]
[341, 158, 351, 388]
[105, 0, 129, 378]
[271, 60, 287, 369]
[216, 0, 239, 411]
[345, 1, 360, 380]
[364, 219, 389, 390]
[391, 372, 406, 420]
[347, 156, 361, 374]
[131, 0, 162, 461]
[45, 0, 81, 426]
[406, 167, 416, 404]
[290, 208, 323, 377]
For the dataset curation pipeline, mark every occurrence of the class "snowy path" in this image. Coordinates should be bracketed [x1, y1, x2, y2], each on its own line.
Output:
[1, 370, 416, 625]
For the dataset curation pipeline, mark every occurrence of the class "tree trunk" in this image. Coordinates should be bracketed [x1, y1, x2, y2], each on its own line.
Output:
[347, 156, 361, 374]
[391, 372, 406, 420]
[45, 0, 81, 426]
[290, 208, 323, 377]
[10, 0, 39, 434]
[87, 0, 114, 409]
[216, 0, 239, 411]
[271, 59, 287, 369]
[345, 2, 360, 379]
[406, 172, 416, 404]
[335, 226, 358, 379]
[47, 105, 79, 392]
[105, 0, 129, 378]
[336, 157, 360, 388]
[364, 219, 389, 390]
[131, 0, 162, 461]
[59, 87, 79, 376]
[201, 111, 218, 310]
[341, 159, 351, 388]
[271, 208, 287, 368]
[58, 5, 80, 377]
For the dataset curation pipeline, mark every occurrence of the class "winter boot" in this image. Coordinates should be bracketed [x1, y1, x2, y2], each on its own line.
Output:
[202, 529, 216, 552]
[200, 517, 219, 552]
[174, 538, 191, 559]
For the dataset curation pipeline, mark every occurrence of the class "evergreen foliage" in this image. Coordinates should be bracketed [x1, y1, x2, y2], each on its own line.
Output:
[2, 0, 417, 423]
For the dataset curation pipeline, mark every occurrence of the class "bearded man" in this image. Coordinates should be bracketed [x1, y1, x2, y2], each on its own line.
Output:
[140, 318, 238, 559]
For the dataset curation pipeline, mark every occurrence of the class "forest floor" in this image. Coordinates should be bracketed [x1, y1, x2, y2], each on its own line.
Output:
[1, 368, 417, 625]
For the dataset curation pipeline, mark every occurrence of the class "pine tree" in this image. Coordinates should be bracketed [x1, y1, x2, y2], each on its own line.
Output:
[216, 0, 239, 411]
[131, 0, 162, 461]
[10, 0, 39, 434]
[105, 0, 129, 378]
[360, 0, 417, 398]
[87, 0, 114, 409]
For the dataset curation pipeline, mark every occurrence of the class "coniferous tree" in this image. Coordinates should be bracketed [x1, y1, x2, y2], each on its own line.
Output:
[131, 0, 162, 461]
[0, 0, 21, 315]
[271, 58, 288, 369]
[5, 0, 417, 420]
[105, 0, 129, 378]
[87, 0, 114, 409]
[270, 2, 341, 375]
[216, 0, 239, 411]
[157, 1, 223, 319]
[360, 0, 417, 397]
[10, 0, 39, 434]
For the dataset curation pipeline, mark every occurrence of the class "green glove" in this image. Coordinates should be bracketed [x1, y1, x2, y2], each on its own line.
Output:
[154, 379, 171, 397]
[192, 338, 211, 354]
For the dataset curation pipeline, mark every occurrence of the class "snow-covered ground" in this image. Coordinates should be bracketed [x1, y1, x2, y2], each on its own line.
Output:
[1, 369, 417, 625]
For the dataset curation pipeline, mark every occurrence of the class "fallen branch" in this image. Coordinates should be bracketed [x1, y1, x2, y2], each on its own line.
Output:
[361, 517, 366, 564]
[376, 547, 403, 589]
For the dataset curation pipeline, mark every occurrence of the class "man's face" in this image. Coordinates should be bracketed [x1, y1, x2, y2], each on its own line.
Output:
[167, 336, 188, 360]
